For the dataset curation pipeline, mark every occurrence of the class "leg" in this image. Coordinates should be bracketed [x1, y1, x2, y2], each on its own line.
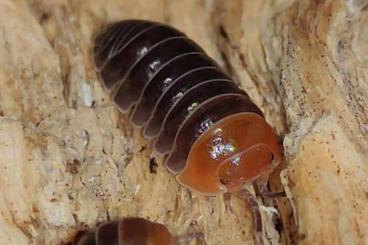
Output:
[262, 191, 286, 199]
[231, 188, 264, 245]
[223, 192, 235, 216]
[255, 179, 286, 201]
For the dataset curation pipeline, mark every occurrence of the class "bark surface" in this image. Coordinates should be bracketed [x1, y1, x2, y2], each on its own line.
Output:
[0, 1, 366, 245]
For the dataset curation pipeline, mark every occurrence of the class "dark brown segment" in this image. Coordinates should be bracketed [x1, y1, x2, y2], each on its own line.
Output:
[130, 53, 218, 127]
[144, 67, 231, 138]
[94, 21, 147, 70]
[112, 37, 204, 112]
[96, 23, 186, 90]
[165, 94, 263, 174]
[118, 218, 150, 245]
[96, 23, 154, 90]
[94, 20, 138, 69]
[65, 218, 174, 245]
[154, 81, 246, 155]
[106, 23, 148, 60]
[93, 20, 268, 178]
[96, 221, 119, 245]
[76, 232, 95, 245]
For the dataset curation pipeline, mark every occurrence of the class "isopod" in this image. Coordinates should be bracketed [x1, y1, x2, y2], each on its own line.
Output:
[65, 217, 175, 245]
[93, 20, 282, 244]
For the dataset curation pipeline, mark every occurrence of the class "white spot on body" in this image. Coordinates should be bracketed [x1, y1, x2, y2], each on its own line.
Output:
[187, 102, 198, 112]
[208, 127, 237, 160]
[137, 46, 148, 56]
[149, 60, 161, 71]
[163, 77, 173, 87]
[231, 156, 241, 166]
[198, 118, 213, 134]
[172, 91, 184, 103]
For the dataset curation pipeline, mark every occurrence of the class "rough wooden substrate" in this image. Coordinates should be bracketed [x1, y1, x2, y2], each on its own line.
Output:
[215, 0, 368, 244]
[0, 0, 366, 245]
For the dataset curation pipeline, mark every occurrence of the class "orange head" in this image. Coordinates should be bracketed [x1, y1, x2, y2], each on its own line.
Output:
[175, 112, 281, 195]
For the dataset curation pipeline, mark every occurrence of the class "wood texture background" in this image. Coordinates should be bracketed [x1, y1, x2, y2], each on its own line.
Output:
[0, 0, 367, 244]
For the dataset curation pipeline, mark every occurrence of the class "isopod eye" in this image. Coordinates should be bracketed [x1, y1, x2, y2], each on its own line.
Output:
[270, 152, 274, 161]
[176, 112, 281, 195]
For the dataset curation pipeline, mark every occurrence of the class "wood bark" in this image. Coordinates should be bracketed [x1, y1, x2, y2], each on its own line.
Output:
[0, 0, 366, 245]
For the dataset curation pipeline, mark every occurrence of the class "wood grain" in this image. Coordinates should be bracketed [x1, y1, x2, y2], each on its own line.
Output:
[0, 0, 366, 244]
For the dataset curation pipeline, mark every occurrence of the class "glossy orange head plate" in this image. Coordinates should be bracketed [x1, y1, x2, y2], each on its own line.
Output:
[176, 112, 281, 195]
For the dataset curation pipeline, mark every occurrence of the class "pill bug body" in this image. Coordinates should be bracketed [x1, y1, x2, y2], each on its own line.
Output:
[65, 217, 174, 245]
[94, 20, 281, 195]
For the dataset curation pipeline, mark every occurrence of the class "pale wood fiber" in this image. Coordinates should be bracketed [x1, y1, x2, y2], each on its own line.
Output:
[0, 1, 366, 245]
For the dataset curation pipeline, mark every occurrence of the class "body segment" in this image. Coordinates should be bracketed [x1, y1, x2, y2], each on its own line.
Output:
[65, 218, 174, 245]
[93, 20, 282, 245]
[93, 20, 281, 195]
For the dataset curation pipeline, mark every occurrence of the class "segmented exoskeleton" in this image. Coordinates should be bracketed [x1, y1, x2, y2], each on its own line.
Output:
[93, 20, 282, 244]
